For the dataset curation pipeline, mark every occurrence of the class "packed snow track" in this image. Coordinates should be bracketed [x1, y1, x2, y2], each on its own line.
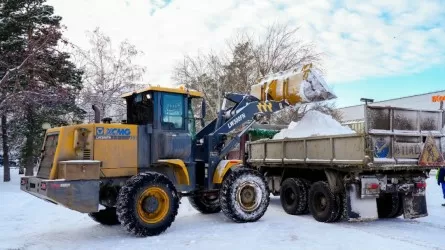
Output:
[1, 169, 445, 250]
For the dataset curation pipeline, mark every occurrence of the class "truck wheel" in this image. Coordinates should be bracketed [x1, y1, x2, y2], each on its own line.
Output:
[188, 193, 221, 214]
[332, 192, 345, 222]
[308, 181, 341, 223]
[377, 193, 402, 218]
[280, 178, 308, 215]
[220, 167, 269, 223]
[116, 172, 179, 237]
[88, 207, 119, 226]
[300, 178, 312, 214]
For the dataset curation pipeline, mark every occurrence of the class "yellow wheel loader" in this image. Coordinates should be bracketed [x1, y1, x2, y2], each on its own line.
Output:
[20, 64, 335, 236]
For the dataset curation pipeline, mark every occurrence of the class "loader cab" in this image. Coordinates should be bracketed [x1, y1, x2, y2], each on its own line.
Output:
[122, 85, 204, 135]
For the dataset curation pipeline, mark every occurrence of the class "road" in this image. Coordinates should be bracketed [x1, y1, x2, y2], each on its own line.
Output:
[1, 169, 444, 250]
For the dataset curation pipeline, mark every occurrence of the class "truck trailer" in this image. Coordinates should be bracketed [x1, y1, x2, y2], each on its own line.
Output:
[247, 104, 445, 222]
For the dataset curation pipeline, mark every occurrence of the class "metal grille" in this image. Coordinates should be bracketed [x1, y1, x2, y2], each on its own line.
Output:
[83, 149, 92, 160]
[36, 133, 59, 179]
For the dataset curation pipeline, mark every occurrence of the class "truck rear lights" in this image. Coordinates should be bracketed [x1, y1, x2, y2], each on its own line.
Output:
[366, 183, 379, 189]
[40, 182, 47, 190]
[416, 182, 427, 189]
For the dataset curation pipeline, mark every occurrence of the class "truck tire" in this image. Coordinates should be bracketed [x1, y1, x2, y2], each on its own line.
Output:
[188, 193, 221, 214]
[220, 167, 270, 223]
[300, 178, 312, 214]
[332, 192, 345, 222]
[308, 181, 341, 223]
[280, 178, 308, 215]
[377, 193, 402, 218]
[88, 207, 119, 226]
[116, 172, 179, 237]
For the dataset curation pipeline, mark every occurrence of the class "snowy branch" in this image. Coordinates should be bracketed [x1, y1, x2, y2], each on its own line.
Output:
[0, 30, 55, 87]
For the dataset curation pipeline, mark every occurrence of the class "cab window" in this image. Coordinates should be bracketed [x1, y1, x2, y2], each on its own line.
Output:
[161, 93, 184, 130]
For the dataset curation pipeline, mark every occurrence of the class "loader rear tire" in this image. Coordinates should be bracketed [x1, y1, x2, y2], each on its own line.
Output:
[280, 178, 308, 215]
[88, 207, 119, 226]
[308, 181, 341, 223]
[188, 193, 221, 214]
[220, 167, 269, 223]
[116, 172, 179, 237]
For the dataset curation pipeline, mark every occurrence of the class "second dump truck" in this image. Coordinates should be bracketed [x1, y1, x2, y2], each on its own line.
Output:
[247, 104, 445, 222]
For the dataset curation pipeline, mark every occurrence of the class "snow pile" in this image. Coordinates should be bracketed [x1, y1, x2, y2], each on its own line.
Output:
[273, 110, 356, 139]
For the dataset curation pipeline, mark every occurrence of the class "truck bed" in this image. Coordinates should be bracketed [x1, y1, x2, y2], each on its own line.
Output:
[247, 105, 445, 171]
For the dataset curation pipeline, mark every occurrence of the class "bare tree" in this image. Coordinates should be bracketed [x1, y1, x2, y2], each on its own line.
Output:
[252, 22, 324, 76]
[173, 52, 227, 120]
[271, 102, 343, 125]
[173, 22, 325, 122]
[71, 28, 146, 122]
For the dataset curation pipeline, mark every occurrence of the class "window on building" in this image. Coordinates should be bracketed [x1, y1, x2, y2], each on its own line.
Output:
[161, 93, 184, 130]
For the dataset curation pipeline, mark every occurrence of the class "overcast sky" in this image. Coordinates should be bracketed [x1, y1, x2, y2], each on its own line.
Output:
[47, 0, 445, 107]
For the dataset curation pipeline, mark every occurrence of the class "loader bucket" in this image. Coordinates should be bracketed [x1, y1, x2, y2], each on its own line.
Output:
[250, 64, 336, 105]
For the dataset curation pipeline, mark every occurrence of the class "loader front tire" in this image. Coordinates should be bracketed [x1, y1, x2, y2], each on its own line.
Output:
[220, 167, 269, 223]
[116, 172, 179, 237]
[88, 207, 119, 226]
[188, 193, 221, 214]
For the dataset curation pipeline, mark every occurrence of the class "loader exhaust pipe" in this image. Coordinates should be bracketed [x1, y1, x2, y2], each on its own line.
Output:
[92, 105, 100, 123]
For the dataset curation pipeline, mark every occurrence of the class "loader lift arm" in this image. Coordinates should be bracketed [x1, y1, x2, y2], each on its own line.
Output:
[194, 92, 290, 189]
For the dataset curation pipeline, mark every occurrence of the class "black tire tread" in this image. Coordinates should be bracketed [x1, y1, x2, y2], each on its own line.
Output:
[300, 178, 312, 214]
[280, 178, 308, 215]
[332, 192, 345, 222]
[116, 172, 179, 237]
[188, 194, 221, 214]
[88, 207, 119, 226]
[220, 167, 270, 223]
[308, 181, 341, 223]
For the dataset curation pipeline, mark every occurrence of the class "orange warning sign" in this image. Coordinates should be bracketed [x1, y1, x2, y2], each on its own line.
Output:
[419, 133, 445, 166]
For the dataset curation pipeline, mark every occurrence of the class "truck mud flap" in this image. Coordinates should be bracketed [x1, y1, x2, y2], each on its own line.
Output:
[345, 184, 378, 221]
[403, 194, 428, 219]
[20, 176, 100, 213]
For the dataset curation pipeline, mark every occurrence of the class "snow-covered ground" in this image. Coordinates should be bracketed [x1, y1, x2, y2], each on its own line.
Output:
[1, 169, 445, 250]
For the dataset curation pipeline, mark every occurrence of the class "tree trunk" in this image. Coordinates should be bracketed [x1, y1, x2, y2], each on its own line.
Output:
[24, 107, 35, 176]
[2, 115, 10, 182]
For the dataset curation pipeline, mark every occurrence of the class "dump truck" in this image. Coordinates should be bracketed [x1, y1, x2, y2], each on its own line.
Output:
[20, 64, 337, 237]
[246, 104, 445, 222]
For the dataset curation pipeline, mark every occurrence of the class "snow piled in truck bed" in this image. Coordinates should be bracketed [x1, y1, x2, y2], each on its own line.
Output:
[273, 110, 356, 139]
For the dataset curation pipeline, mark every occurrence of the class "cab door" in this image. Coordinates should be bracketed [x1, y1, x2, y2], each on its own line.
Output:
[153, 92, 192, 161]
